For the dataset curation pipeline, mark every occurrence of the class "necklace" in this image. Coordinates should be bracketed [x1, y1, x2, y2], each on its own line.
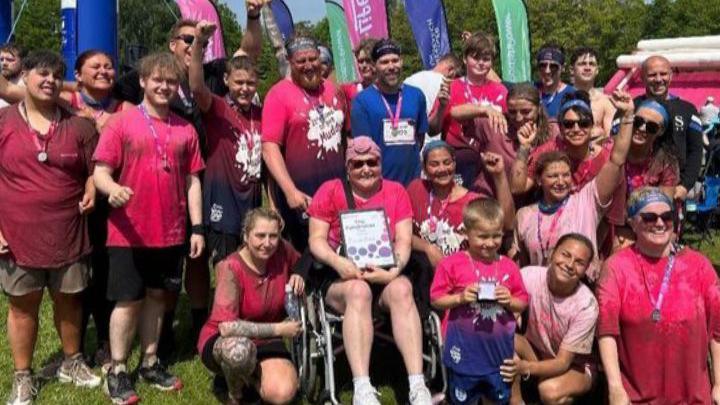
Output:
[20, 102, 60, 164]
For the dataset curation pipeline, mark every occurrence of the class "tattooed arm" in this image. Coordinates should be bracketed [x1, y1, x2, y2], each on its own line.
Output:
[510, 145, 534, 195]
[212, 259, 302, 339]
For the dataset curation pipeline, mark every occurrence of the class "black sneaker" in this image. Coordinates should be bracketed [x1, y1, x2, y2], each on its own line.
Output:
[105, 371, 140, 405]
[138, 362, 183, 391]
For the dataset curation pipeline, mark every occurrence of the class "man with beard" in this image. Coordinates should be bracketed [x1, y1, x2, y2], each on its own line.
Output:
[570, 47, 615, 145]
[613, 55, 703, 202]
[351, 39, 429, 186]
[535, 44, 575, 120]
[0, 43, 26, 107]
[262, 36, 347, 251]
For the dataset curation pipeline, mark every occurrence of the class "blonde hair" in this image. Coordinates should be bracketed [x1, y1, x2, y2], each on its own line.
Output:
[242, 207, 285, 237]
[462, 198, 504, 230]
[138, 52, 184, 81]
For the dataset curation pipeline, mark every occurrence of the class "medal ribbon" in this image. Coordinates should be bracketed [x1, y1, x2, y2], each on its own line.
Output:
[139, 104, 170, 170]
[21, 102, 59, 162]
[463, 77, 480, 105]
[640, 247, 676, 323]
[536, 198, 568, 261]
[378, 86, 403, 129]
[226, 95, 257, 151]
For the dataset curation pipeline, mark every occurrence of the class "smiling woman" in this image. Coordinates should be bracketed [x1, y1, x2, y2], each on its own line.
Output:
[597, 187, 720, 404]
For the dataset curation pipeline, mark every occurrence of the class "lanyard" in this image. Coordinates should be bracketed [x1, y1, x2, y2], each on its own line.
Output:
[21, 102, 59, 164]
[426, 190, 451, 235]
[536, 198, 568, 262]
[639, 248, 677, 323]
[226, 95, 257, 150]
[139, 104, 171, 171]
[466, 252, 499, 281]
[177, 86, 193, 110]
[377, 85, 403, 129]
[463, 77, 480, 105]
[299, 85, 327, 123]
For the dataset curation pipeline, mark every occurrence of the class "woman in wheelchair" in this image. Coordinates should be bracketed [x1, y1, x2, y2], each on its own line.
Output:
[614, 100, 678, 250]
[307, 136, 433, 405]
[197, 208, 306, 405]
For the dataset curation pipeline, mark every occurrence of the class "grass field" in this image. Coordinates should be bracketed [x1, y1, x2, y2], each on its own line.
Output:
[1, 235, 719, 405]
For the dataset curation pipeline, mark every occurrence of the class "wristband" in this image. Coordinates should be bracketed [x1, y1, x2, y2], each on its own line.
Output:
[248, 12, 260, 20]
[191, 224, 206, 236]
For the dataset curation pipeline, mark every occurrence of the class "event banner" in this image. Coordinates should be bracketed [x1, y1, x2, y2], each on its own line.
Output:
[403, 0, 451, 69]
[326, 0, 358, 83]
[269, 0, 294, 43]
[341, 0, 389, 48]
[491, 0, 531, 83]
[174, 0, 226, 62]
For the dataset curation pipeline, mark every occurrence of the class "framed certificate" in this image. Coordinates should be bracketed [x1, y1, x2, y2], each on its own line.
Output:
[339, 208, 396, 269]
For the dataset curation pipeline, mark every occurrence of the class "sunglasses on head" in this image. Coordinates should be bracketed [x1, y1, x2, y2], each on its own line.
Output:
[539, 62, 560, 72]
[349, 158, 379, 170]
[633, 116, 663, 136]
[639, 211, 674, 224]
[561, 118, 593, 130]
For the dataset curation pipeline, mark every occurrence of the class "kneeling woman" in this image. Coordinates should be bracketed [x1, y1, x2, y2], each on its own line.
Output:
[197, 208, 305, 405]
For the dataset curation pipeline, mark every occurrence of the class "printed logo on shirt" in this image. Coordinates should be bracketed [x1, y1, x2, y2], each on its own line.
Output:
[419, 217, 466, 256]
[454, 388, 468, 402]
[472, 300, 504, 323]
[450, 345, 462, 364]
[210, 203, 224, 223]
[674, 115, 684, 132]
[235, 130, 262, 182]
[306, 103, 344, 159]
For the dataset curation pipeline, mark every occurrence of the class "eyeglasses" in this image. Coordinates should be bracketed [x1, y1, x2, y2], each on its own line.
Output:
[633, 116, 663, 136]
[538, 62, 560, 72]
[349, 158, 379, 170]
[638, 211, 674, 224]
[561, 118, 593, 130]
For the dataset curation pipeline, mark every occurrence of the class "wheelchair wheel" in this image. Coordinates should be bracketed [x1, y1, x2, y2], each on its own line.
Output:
[423, 311, 447, 394]
[292, 294, 322, 402]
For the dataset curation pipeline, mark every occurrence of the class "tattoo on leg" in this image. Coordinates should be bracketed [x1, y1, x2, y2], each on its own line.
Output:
[213, 336, 257, 399]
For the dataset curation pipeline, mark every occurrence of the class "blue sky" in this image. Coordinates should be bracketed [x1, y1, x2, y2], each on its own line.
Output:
[226, 0, 326, 27]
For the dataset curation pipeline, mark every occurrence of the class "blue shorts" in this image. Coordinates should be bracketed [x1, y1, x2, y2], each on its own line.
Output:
[447, 369, 511, 405]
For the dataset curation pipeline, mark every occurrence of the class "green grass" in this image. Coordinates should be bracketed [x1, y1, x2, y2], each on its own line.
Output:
[2, 235, 719, 404]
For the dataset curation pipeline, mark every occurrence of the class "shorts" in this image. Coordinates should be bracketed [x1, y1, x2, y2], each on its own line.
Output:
[520, 361, 596, 402]
[106, 246, 185, 302]
[447, 369, 510, 405]
[0, 257, 90, 296]
[200, 333, 291, 374]
[207, 230, 241, 266]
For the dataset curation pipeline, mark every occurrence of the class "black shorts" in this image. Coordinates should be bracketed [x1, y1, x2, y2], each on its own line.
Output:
[106, 246, 185, 302]
[207, 230, 242, 266]
[200, 334, 291, 374]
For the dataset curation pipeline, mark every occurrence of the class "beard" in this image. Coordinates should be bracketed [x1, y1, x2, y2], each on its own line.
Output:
[292, 69, 322, 90]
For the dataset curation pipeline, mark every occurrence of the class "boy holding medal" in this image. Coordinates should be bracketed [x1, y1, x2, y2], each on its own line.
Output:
[431, 198, 528, 405]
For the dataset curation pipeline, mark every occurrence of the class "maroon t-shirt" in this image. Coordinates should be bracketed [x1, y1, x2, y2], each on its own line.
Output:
[197, 240, 300, 353]
[0, 105, 97, 268]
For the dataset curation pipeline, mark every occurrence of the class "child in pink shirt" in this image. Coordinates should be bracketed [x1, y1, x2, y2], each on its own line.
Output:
[431, 198, 528, 405]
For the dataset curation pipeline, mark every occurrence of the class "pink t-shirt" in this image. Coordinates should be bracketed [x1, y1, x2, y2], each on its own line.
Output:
[406, 179, 478, 256]
[514, 179, 610, 282]
[197, 240, 300, 353]
[261, 78, 347, 196]
[307, 179, 413, 251]
[437, 78, 508, 155]
[93, 106, 205, 247]
[0, 106, 97, 268]
[597, 246, 720, 404]
[520, 266, 598, 368]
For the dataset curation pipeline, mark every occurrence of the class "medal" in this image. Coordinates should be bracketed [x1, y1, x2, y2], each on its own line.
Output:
[652, 309, 661, 323]
[37, 151, 48, 163]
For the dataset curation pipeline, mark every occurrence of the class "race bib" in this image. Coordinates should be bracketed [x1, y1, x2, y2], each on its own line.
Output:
[383, 118, 416, 145]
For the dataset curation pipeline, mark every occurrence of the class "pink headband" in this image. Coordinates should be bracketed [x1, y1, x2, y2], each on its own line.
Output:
[346, 136, 381, 163]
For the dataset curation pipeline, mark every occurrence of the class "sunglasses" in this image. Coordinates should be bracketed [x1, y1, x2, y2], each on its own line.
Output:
[561, 118, 593, 130]
[638, 211, 674, 224]
[174, 34, 208, 48]
[633, 116, 663, 136]
[349, 158, 379, 170]
[539, 62, 560, 72]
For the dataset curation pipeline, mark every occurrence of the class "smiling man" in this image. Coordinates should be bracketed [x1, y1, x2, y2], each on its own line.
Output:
[535, 44, 575, 120]
[351, 38, 429, 186]
[262, 36, 347, 251]
[618, 55, 704, 202]
[570, 47, 615, 142]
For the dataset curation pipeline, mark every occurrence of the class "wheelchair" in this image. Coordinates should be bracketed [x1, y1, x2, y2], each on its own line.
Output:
[290, 254, 447, 404]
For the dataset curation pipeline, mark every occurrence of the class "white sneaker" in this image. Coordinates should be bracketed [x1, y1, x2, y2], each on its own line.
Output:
[56, 354, 102, 388]
[352, 385, 381, 405]
[409, 384, 432, 405]
[6, 371, 36, 405]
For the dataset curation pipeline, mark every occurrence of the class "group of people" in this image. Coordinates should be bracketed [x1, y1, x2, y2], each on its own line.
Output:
[0, 1, 717, 405]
